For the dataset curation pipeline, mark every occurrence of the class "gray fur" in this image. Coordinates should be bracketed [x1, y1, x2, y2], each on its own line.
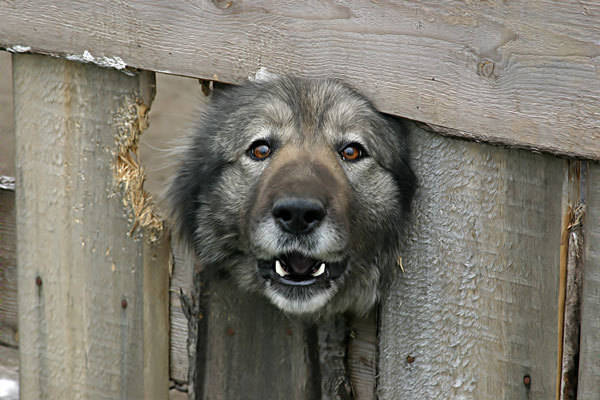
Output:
[166, 76, 416, 317]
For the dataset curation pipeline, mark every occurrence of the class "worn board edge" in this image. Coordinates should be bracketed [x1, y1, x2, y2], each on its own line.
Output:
[347, 312, 377, 400]
[577, 161, 600, 399]
[0, 188, 17, 348]
[169, 240, 194, 384]
[1, 0, 599, 160]
[143, 238, 172, 399]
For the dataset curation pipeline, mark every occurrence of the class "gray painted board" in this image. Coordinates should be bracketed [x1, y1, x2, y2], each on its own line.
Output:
[578, 162, 600, 399]
[379, 124, 566, 399]
[14, 54, 169, 400]
[1, 1, 599, 159]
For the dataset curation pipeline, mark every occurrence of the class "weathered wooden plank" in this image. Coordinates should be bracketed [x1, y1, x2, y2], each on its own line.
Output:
[347, 313, 377, 400]
[141, 72, 208, 386]
[143, 238, 171, 398]
[379, 123, 566, 399]
[556, 161, 585, 400]
[1, 1, 599, 159]
[14, 54, 169, 399]
[170, 242, 194, 384]
[0, 51, 14, 177]
[317, 317, 352, 400]
[194, 270, 318, 400]
[577, 162, 600, 399]
[0, 188, 17, 348]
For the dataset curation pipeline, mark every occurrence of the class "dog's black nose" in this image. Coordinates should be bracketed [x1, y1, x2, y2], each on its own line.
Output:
[272, 198, 326, 234]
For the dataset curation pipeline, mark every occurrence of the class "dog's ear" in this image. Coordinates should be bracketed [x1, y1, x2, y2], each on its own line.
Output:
[379, 115, 417, 213]
[166, 132, 226, 251]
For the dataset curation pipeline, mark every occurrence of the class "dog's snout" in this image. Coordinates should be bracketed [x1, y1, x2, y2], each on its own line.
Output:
[272, 198, 326, 234]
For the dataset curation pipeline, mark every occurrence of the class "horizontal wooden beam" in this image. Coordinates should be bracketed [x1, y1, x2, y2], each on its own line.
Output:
[1, 1, 599, 159]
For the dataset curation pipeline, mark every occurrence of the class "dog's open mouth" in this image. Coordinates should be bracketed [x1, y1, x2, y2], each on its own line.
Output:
[258, 252, 345, 286]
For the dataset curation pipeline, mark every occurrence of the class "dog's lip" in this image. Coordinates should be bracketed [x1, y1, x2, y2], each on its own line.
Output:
[257, 253, 346, 286]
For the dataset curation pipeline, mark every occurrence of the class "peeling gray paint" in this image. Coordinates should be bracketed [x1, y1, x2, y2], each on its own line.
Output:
[65, 50, 134, 75]
[249, 66, 278, 82]
[5, 45, 31, 53]
[0, 176, 15, 191]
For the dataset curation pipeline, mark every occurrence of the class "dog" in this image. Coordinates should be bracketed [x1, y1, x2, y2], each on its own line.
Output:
[166, 76, 416, 317]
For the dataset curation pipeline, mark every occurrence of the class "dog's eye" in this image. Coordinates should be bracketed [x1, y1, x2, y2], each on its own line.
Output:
[340, 143, 366, 162]
[248, 141, 272, 161]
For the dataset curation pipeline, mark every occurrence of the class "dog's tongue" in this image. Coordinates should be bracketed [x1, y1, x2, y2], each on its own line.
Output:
[285, 252, 316, 275]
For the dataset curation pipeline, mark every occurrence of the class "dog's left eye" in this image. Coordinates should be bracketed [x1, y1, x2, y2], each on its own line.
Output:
[340, 143, 366, 162]
[248, 140, 272, 161]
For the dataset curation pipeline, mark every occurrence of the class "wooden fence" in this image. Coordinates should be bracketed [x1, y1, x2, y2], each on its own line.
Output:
[0, 1, 599, 399]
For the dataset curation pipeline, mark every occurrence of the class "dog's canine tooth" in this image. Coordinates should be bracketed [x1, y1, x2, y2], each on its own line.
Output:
[275, 260, 289, 277]
[312, 263, 326, 277]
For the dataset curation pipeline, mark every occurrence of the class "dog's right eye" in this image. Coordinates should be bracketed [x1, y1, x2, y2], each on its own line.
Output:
[248, 140, 272, 161]
[339, 142, 366, 162]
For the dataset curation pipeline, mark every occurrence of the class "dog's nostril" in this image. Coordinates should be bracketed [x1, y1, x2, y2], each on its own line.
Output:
[274, 208, 293, 222]
[272, 198, 326, 234]
[304, 209, 325, 224]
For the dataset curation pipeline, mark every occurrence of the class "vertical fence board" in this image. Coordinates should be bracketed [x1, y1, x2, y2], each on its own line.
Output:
[14, 54, 168, 399]
[143, 237, 171, 398]
[379, 125, 565, 399]
[0, 51, 14, 177]
[347, 313, 377, 400]
[0, 188, 17, 348]
[170, 242, 194, 385]
[194, 271, 317, 400]
[578, 162, 600, 399]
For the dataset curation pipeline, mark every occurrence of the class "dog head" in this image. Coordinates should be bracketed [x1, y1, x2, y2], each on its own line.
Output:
[167, 77, 415, 316]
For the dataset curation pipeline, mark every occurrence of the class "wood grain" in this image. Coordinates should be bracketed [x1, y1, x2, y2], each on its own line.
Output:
[577, 162, 600, 399]
[0, 189, 17, 348]
[0, 55, 16, 348]
[169, 241, 194, 383]
[379, 123, 566, 399]
[195, 272, 318, 400]
[347, 313, 377, 400]
[1, 0, 599, 159]
[14, 54, 169, 400]
[0, 52, 14, 177]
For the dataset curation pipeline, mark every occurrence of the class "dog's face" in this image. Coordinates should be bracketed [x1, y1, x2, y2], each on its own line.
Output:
[167, 77, 415, 316]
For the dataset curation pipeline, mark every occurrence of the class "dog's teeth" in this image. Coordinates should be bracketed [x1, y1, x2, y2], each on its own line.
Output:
[312, 263, 326, 277]
[275, 260, 289, 277]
